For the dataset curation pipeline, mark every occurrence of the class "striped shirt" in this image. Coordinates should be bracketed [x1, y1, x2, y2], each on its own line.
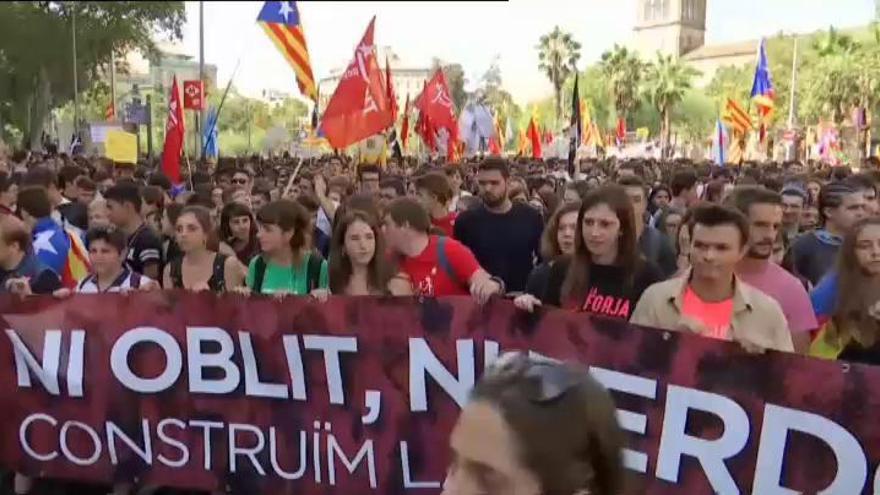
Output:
[76, 268, 151, 293]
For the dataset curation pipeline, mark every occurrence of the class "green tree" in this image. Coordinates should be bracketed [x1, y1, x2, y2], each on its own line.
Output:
[705, 65, 752, 108]
[0, 1, 185, 148]
[641, 54, 700, 157]
[812, 26, 860, 58]
[598, 44, 644, 126]
[269, 97, 309, 134]
[671, 90, 716, 143]
[536, 26, 581, 126]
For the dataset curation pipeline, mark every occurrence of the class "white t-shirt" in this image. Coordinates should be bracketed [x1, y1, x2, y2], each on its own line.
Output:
[76, 268, 152, 293]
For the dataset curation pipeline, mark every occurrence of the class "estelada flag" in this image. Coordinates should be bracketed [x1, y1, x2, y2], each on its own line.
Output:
[320, 17, 393, 149]
[527, 117, 542, 159]
[415, 69, 457, 143]
[161, 75, 185, 184]
[257, 1, 317, 102]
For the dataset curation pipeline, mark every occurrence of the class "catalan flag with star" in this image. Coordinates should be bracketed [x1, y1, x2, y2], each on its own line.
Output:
[257, 1, 317, 102]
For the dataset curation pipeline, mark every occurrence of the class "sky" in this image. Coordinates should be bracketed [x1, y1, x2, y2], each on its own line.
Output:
[178, 0, 875, 104]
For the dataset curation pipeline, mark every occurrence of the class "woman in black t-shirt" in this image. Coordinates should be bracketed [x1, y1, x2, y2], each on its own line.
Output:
[515, 185, 662, 320]
[163, 206, 243, 293]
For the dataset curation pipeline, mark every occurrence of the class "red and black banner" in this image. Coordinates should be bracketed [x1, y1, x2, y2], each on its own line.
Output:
[1, 293, 879, 494]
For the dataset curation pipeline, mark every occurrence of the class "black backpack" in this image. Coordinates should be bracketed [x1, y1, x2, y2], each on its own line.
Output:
[252, 251, 324, 294]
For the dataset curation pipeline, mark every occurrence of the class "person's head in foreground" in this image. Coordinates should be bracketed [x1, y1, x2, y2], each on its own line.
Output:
[443, 352, 624, 495]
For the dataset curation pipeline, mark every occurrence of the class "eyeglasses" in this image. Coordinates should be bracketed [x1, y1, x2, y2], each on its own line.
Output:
[232, 178, 248, 185]
[486, 352, 577, 404]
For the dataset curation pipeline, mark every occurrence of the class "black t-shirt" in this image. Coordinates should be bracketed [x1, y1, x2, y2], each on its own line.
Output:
[453, 202, 543, 293]
[639, 226, 678, 278]
[58, 200, 88, 232]
[126, 223, 163, 276]
[838, 340, 880, 366]
[542, 257, 663, 320]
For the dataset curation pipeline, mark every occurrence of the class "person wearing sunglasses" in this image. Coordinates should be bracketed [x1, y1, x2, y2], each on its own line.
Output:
[231, 168, 253, 192]
[442, 352, 624, 495]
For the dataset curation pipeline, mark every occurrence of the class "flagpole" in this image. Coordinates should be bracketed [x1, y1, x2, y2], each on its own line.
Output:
[109, 50, 117, 121]
[71, 5, 80, 138]
[201, 58, 240, 158]
[198, 0, 205, 159]
[787, 36, 798, 129]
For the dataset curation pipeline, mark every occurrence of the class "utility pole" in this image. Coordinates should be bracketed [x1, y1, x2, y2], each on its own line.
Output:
[787, 37, 798, 129]
[71, 5, 80, 137]
[145, 93, 153, 157]
[198, 0, 205, 159]
[110, 50, 117, 121]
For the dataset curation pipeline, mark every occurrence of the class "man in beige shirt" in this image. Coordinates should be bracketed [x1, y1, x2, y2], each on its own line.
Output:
[631, 204, 794, 353]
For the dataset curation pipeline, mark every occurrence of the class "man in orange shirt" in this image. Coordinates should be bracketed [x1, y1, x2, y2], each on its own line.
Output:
[631, 204, 793, 353]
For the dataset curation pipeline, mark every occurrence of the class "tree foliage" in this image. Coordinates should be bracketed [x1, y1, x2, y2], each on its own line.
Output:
[642, 53, 700, 156]
[536, 26, 581, 124]
[598, 44, 644, 122]
[0, 1, 185, 148]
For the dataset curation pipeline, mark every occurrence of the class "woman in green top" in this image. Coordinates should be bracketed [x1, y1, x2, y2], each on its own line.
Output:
[246, 199, 329, 296]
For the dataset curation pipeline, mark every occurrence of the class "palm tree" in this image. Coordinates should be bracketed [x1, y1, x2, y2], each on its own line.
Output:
[598, 44, 644, 128]
[536, 26, 581, 126]
[642, 54, 700, 158]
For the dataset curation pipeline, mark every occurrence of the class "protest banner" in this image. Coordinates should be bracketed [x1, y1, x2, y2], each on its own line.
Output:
[1, 293, 879, 494]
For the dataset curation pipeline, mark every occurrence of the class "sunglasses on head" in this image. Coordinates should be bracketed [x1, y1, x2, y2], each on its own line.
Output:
[486, 352, 577, 404]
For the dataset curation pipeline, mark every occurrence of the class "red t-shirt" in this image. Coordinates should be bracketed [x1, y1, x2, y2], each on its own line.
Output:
[431, 212, 458, 238]
[400, 235, 480, 296]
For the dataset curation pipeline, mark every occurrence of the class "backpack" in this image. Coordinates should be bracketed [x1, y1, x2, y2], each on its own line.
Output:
[252, 251, 324, 294]
[436, 236, 464, 289]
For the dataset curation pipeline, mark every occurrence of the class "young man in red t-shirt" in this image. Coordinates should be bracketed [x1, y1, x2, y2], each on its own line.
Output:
[384, 197, 503, 302]
[416, 172, 458, 238]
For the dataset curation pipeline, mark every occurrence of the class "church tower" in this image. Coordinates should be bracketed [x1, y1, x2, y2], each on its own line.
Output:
[633, 0, 706, 58]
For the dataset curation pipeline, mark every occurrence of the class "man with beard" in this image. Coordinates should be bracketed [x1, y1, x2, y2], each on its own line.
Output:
[728, 187, 817, 354]
[453, 158, 543, 293]
[631, 204, 793, 353]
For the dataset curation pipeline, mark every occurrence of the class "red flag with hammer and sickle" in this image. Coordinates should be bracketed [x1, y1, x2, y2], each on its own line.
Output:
[320, 17, 393, 149]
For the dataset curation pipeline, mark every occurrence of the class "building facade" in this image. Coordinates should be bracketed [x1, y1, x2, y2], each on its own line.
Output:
[632, 0, 707, 59]
[632, 0, 758, 86]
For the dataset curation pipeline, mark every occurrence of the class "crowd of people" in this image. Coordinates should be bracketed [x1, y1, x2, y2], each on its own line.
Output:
[1, 145, 880, 494]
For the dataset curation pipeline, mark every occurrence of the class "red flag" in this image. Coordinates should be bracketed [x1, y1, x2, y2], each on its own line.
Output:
[527, 117, 542, 159]
[385, 56, 398, 121]
[161, 75, 185, 184]
[415, 81, 436, 152]
[415, 69, 457, 143]
[105, 102, 115, 121]
[417, 109, 436, 152]
[401, 94, 410, 148]
[182, 80, 205, 110]
[488, 137, 501, 155]
[320, 17, 393, 149]
[616, 117, 626, 146]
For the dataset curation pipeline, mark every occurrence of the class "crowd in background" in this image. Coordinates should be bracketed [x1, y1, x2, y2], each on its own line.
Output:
[1, 146, 880, 494]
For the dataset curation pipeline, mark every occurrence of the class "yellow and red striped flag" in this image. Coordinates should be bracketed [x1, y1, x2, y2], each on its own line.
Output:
[722, 98, 753, 135]
[257, 1, 317, 102]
